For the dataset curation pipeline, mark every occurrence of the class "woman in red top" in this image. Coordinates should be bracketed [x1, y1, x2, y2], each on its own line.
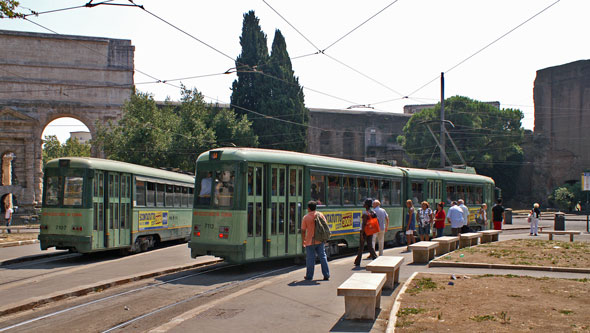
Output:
[433, 202, 446, 238]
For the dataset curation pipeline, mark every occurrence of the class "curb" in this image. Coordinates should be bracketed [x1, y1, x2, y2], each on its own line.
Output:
[0, 258, 223, 317]
[0, 239, 39, 248]
[386, 271, 418, 333]
[428, 260, 590, 273]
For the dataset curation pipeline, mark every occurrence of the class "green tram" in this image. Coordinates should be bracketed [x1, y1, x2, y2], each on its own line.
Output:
[188, 148, 496, 264]
[39, 158, 195, 253]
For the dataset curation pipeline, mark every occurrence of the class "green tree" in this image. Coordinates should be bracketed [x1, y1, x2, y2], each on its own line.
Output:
[550, 186, 576, 212]
[259, 29, 308, 152]
[0, 0, 23, 18]
[398, 96, 525, 199]
[230, 12, 308, 152]
[93, 88, 257, 172]
[42, 135, 91, 166]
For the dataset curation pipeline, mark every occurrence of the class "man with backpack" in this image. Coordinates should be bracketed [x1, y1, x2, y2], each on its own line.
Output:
[301, 200, 330, 281]
[354, 199, 379, 266]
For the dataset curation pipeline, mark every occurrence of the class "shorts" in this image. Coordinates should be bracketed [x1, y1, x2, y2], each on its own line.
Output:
[418, 224, 431, 235]
[405, 230, 414, 235]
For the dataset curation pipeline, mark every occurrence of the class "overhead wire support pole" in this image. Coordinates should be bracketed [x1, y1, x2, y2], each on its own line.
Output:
[440, 72, 445, 168]
[424, 123, 452, 167]
[443, 127, 466, 166]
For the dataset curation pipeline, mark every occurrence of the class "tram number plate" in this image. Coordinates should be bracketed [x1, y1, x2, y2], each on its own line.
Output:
[205, 223, 215, 229]
[55, 225, 67, 231]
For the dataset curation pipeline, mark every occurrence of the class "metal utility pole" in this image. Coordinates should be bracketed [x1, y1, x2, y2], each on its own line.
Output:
[440, 72, 445, 168]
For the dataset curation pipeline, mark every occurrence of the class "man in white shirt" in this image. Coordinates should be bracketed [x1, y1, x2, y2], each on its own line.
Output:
[371, 200, 389, 256]
[458, 199, 469, 227]
[198, 172, 213, 205]
[447, 201, 464, 236]
[4, 203, 13, 234]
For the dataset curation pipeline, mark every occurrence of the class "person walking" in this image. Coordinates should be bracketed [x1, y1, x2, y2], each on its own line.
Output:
[529, 203, 541, 236]
[354, 199, 378, 266]
[301, 201, 330, 281]
[458, 199, 469, 228]
[417, 201, 433, 241]
[447, 201, 464, 236]
[477, 203, 487, 230]
[4, 202, 12, 234]
[492, 199, 505, 231]
[371, 199, 389, 257]
[434, 202, 446, 238]
[405, 199, 416, 251]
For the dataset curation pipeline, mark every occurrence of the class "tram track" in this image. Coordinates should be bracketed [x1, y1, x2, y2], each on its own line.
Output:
[0, 260, 297, 332]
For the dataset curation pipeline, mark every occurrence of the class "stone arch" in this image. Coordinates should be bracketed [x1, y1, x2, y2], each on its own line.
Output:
[319, 130, 332, 155]
[0, 30, 134, 215]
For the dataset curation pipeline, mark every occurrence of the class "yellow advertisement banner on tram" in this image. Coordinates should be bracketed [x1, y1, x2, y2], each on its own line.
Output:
[138, 211, 169, 231]
[323, 210, 363, 235]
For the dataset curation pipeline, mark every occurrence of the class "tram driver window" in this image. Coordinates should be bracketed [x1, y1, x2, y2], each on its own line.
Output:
[310, 173, 325, 205]
[45, 176, 62, 206]
[196, 171, 213, 206]
[214, 170, 235, 208]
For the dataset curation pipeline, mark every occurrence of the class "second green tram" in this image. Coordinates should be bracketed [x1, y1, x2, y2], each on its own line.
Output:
[189, 148, 496, 264]
[39, 158, 195, 253]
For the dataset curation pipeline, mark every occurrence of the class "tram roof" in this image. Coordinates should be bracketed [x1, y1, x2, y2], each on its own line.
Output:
[400, 167, 495, 184]
[45, 157, 195, 184]
[199, 148, 404, 177]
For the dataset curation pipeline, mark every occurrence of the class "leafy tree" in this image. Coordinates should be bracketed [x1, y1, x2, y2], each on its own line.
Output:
[93, 88, 257, 172]
[398, 96, 525, 199]
[231, 12, 308, 152]
[0, 0, 23, 18]
[42, 135, 91, 166]
[549, 186, 576, 212]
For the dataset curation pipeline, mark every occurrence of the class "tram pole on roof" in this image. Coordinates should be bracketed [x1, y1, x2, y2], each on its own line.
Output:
[440, 72, 445, 169]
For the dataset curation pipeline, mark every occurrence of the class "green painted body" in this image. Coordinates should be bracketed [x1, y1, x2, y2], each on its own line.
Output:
[39, 157, 194, 253]
[189, 148, 496, 264]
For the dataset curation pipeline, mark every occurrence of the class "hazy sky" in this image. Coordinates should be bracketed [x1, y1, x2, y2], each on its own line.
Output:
[2, 0, 589, 142]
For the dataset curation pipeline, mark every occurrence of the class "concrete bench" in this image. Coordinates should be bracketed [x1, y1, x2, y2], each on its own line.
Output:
[459, 232, 482, 248]
[480, 230, 501, 243]
[366, 256, 404, 289]
[337, 273, 387, 320]
[408, 241, 439, 263]
[538, 230, 581, 242]
[432, 236, 459, 255]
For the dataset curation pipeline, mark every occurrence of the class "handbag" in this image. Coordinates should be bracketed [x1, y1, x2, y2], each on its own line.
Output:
[527, 212, 532, 223]
[364, 214, 380, 236]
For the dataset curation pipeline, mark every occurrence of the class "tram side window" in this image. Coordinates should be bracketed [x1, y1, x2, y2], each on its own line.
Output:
[174, 186, 182, 207]
[156, 184, 165, 207]
[186, 188, 193, 208]
[475, 186, 483, 204]
[446, 185, 456, 204]
[45, 176, 62, 206]
[136, 181, 146, 206]
[165, 185, 174, 207]
[63, 176, 83, 206]
[289, 169, 296, 196]
[327, 175, 340, 206]
[357, 178, 368, 205]
[279, 169, 286, 196]
[392, 180, 401, 206]
[381, 180, 391, 206]
[271, 168, 277, 195]
[369, 179, 379, 201]
[342, 177, 354, 205]
[214, 170, 235, 208]
[411, 182, 424, 206]
[146, 182, 156, 207]
[310, 173, 325, 205]
[247, 167, 253, 196]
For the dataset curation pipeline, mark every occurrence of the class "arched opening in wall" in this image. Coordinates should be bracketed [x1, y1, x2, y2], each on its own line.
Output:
[41, 117, 91, 166]
[1, 193, 17, 215]
[319, 131, 332, 155]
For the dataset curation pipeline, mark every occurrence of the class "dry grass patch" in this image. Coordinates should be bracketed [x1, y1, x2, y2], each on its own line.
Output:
[396, 273, 590, 332]
[436, 239, 590, 268]
[0, 232, 38, 244]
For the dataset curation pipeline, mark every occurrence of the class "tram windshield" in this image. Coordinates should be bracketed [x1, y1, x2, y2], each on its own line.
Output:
[43, 170, 85, 207]
[195, 163, 236, 208]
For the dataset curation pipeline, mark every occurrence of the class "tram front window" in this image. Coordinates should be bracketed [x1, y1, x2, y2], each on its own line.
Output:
[45, 176, 62, 206]
[63, 176, 83, 206]
[195, 163, 236, 208]
[214, 170, 235, 208]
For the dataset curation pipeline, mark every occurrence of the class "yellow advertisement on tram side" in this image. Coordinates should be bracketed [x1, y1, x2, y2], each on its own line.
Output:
[138, 211, 169, 231]
[322, 210, 363, 235]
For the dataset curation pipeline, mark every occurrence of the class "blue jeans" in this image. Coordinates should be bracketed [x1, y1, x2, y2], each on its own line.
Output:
[305, 243, 330, 280]
[436, 228, 444, 238]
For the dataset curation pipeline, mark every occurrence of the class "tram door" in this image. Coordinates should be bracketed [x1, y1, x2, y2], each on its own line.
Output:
[269, 165, 286, 258]
[246, 164, 265, 260]
[286, 166, 303, 256]
[92, 171, 105, 249]
[427, 180, 442, 205]
[106, 173, 120, 248]
[119, 174, 132, 247]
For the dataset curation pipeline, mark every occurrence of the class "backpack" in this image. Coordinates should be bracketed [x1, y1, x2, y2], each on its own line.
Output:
[364, 210, 380, 236]
[313, 212, 331, 243]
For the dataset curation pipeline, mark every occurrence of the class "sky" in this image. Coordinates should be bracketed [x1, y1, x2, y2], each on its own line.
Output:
[2, 0, 589, 143]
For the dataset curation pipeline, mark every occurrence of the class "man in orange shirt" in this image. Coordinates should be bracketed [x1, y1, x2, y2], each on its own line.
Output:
[301, 201, 330, 281]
